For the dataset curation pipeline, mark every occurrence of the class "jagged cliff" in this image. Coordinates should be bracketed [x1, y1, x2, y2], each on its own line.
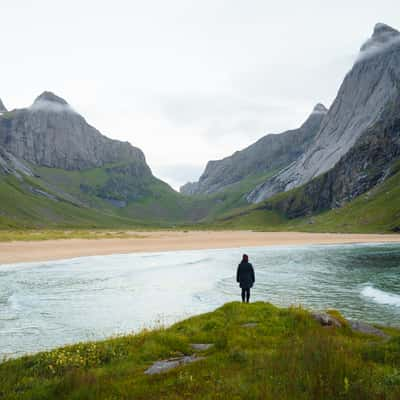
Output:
[248, 23, 400, 203]
[264, 99, 400, 218]
[180, 103, 327, 195]
[0, 91, 150, 173]
[0, 98, 7, 114]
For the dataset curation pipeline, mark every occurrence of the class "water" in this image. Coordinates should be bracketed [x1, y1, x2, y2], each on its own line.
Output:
[1, 243, 400, 359]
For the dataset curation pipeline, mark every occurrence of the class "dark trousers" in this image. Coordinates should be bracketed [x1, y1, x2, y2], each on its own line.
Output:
[241, 288, 250, 303]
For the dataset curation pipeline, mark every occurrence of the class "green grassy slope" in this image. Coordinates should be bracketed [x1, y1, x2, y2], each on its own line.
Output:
[0, 162, 277, 230]
[210, 164, 400, 233]
[2, 156, 400, 233]
[299, 165, 400, 233]
[1, 302, 399, 399]
[0, 174, 146, 229]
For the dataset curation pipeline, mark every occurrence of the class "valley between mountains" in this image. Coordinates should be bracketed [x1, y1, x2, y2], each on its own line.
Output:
[1, 23, 400, 234]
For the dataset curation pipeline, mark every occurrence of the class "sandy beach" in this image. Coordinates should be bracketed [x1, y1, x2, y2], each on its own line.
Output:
[1, 231, 400, 264]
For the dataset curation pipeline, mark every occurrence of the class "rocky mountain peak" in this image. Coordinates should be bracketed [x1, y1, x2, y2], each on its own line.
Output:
[0, 98, 7, 113]
[247, 22, 400, 204]
[181, 102, 326, 196]
[360, 22, 400, 54]
[372, 23, 399, 38]
[30, 91, 73, 113]
[312, 103, 328, 114]
[34, 91, 69, 105]
[0, 91, 149, 171]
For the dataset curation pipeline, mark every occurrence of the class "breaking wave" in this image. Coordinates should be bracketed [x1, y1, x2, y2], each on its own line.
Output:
[361, 285, 400, 307]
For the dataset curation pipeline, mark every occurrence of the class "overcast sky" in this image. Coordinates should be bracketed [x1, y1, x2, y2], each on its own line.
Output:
[2, 1, 399, 189]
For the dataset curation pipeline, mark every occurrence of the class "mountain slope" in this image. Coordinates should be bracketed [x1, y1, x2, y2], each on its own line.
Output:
[181, 103, 327, 196]
[0, 92, 213, 227]
[0, 173, 146, 229]
[213, 153, 400, 233]
[248, 23, 400, 203]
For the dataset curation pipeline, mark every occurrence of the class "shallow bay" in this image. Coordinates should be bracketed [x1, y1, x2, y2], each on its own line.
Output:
[1, 243, 400, 358]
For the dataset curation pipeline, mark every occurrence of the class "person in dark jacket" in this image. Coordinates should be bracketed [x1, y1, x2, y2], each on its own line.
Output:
[236, 254, 255, 303]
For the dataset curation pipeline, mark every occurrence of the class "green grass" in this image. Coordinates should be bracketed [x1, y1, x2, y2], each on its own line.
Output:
[0, 174, 148, 230]
[2, 156, 400, 234]
[295, 165, 400, 233]
[0, 163, 280, 232]
[0, 230, 149, 242]
[1, 302, 400, 399]
[209, 164, 400, 233]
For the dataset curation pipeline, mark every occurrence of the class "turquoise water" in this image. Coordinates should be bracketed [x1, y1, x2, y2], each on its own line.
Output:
[1, 243, 400, 358]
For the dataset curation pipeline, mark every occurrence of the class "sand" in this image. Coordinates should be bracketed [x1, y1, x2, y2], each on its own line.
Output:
[1, 231, 400, 265]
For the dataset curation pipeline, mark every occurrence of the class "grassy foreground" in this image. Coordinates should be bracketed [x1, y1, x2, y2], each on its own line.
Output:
[1, 302, 400, 399]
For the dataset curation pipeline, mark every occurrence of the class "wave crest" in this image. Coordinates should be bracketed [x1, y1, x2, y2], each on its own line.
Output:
[361, 285, 400, 307]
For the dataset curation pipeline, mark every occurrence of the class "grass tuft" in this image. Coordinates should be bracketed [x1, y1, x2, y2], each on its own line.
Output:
[1, 302, 400, 399]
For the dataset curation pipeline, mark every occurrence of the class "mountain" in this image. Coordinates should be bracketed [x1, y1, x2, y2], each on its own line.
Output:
[0, 91, 149, 172]
[1, 23, 400, 232]
[0, 92, 205, 227]
[261, 98, 400, 219]
[0, 92, 241, 228]
[0, 98, 7, 113]
[180, 103, 327, 196]
[248, 23, 400, 203]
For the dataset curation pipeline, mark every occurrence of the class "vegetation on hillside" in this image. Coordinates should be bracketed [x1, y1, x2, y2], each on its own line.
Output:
[0, 165, 274, 232]
[210, 161, 400, 233]
[1, 302, 400, 399]
[1, 155, 400, 235]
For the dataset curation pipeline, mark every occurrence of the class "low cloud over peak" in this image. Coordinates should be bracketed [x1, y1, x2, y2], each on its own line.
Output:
[357, 22, 400, 62]
[30, 91, 76, 114]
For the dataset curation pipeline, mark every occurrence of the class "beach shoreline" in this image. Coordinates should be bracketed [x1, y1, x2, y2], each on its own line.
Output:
[2, 231, 400, 264]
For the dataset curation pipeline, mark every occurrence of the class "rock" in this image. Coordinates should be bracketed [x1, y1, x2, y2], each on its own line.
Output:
[311, 312, 342, 328]
[144, 355, 205, 375]
[248, 23, 400, 204]
[28, 187, 58, 201]
[190, 343, 214, 351]
[242, 322, 259, 328]
[0, 148, 34, 177]
[180, 181, 199, 196]
[180, 103, 326, 196]
[349, 320, 389, 338]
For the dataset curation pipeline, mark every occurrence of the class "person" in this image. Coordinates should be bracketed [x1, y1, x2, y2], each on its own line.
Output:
[236, 254, 255, 303]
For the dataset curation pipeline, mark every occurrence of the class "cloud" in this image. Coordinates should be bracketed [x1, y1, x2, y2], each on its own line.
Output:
[158, 91, 307, 141]
[356, 30, 400, 63]
[29, 100, 76, 114]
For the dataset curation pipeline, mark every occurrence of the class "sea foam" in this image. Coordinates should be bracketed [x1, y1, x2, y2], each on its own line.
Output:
[361, 285, 400, 307]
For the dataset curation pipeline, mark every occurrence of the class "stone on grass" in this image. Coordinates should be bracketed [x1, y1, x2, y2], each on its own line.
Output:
[190, 343, 214, 351]
[349, 320, 389, 339]
[145, 355, 205, 375]
[311, 312, 342, 328]
[242, 322, 259, 328]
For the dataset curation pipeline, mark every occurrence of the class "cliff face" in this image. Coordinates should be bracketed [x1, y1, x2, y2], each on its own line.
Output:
[0, 98, 7, 113]
[180, 103, 327, 196]
[262, 98, 400, 218]
[0, 92, 151, 174]
[248, 23, 400, 203]
[0, 148, 33, 176]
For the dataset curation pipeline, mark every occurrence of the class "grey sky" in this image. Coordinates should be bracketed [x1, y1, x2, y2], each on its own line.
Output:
[2, 0, 399, 189]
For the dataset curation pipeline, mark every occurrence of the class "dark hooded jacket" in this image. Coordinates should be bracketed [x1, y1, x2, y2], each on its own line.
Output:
[236, 261, 255, 289]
